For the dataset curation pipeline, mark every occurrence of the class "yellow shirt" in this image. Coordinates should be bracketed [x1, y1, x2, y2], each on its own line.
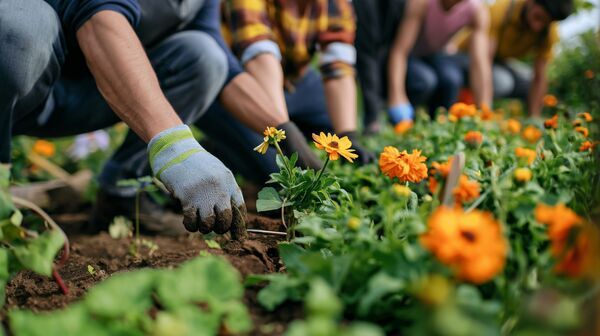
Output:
[457, 0, 559, 61]
[490, 0, 559, 61]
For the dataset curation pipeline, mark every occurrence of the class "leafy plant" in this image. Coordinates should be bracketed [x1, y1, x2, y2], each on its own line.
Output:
[8, 254, 252, 335]
[0, 164, 66, 304]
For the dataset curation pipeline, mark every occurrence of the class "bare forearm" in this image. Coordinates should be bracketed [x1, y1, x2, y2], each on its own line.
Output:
[220, 73, 288, 132]
[324, 76, 357, 133]
[245, 53, 289, 117]
[528, 75, 546, 117]
[388, 52, 409, 105]
[470, 32, 493, 106]
[77, 11, 181, 142]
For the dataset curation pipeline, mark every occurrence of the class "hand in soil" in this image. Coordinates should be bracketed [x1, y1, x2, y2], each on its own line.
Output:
[148, 125, 247, 238]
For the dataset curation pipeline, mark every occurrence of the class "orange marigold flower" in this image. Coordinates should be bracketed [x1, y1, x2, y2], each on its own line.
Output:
[521, 125, 542, 144]
[394, 120, 413, 135]
[543, 94, 558, 107]
[544, 114, 559, 129]
[575, 126, 589, 137]
[379, 146, 428, 183]
[430, 158, 453, 178]
[572, 119, 583, 127]
[32, 140, 55, 157]
[534, 204, 591, 277]
[312, 132, 358, 162]
[504, 118, 522, 134]
[449, 103, 477, 120]
[453, 175, 480, 205]
[580, 141, 597, 152]
[514, 168, 532, 183]
[578, 112, 593, 122]
[480, 103, 494, 121]
[464, 131, 483, 148]
[428, 177, 439, 194]
[420, 207, 508, 284]
[515, 147, 536, 165]
[584, 70, 594, 79]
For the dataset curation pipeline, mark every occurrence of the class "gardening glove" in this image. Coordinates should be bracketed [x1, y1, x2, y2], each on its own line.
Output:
[148, 125, 247, 239]
[277, 121, 323, 170]
[339, 131, 377, 165]
[388, 103, 415, 125]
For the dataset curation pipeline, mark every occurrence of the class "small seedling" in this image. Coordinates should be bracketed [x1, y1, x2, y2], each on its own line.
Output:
[87, 265, 96, 276]
[108, 216, 133, 239]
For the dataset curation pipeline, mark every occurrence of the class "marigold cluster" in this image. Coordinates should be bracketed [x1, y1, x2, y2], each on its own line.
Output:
[32, 140, 55, 157]
[535, 204, 591, 277]
[577, 112, 593, 122]
[379, 147, 428, 183]
[580, 141, 597, 152]
[543, 94, 558, 107]
[515, 147, 537, 165]
[514, 168, 532, 183]
[574, 126, 589, 138]
[394, 120, 413, 135]
[522, 125, 542, 144]
[254, 127, 286, 154]
[453, 175, 480, 205]
[504, 119, 522, 134]
[479, 103, 494, 121]
[544, 115, 559, 129]
[464, 131, 483, 147]
[584, 70, 594, 79]
[312, 132, 358, 162]
[430, 158, 453, 178]
[420, 207, 508, 284]
[449, 103, 477, 120]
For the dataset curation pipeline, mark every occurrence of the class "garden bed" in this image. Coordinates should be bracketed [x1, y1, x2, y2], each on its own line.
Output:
[3, 213, 299, 336]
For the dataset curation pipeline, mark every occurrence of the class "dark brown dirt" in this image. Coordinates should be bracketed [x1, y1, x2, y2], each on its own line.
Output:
[3, 213, 300, 335]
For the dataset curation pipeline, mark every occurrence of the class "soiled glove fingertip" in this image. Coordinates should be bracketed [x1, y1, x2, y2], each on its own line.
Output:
[183, 208, 200, 232]
[230, 205, 248, 241]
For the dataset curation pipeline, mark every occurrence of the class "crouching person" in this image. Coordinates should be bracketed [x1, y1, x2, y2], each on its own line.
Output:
[0, 0, 246, 238]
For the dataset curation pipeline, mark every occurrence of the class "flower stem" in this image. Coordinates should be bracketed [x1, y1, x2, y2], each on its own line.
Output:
[273, 141, 294, 176]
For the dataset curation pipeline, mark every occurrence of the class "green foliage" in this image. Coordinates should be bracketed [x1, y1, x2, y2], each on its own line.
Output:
[8, 255, 252, 336]
[549, 31, 600, 112]
[0, 165, 64, 305]
[253, 101, 598, 334]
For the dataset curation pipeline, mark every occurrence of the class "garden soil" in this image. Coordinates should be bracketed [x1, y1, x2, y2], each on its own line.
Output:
[2, 211, 299, 336]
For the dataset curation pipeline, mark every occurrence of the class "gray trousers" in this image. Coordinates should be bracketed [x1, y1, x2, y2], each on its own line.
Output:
[0, 0, 227, 196]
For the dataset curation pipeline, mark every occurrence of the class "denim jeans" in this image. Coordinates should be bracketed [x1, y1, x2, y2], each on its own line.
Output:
[405, 53, 464, 116]
[196, 69, 333, 183]
[0, 0, 227, 196]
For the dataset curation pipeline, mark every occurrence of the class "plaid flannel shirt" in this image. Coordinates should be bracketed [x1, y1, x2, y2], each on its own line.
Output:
[222, 0, 356, 81]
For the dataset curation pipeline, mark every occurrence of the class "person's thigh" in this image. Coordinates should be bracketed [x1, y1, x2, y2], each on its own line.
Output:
[506, 60, 533, 100]
[405, 57, 438, 105]
[1, 0, 65, 161]
[285, 69, 333, 136]
[492, 63, 515, 98]
[428, 54, 463, 93]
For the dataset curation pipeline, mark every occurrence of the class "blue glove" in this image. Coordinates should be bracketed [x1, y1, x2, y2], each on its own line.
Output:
[388, 103, 415, 125]
[148, 125, 246, 239]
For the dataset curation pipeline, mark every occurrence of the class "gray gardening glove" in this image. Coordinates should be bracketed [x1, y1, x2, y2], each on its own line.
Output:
[148, 125, 246, 239]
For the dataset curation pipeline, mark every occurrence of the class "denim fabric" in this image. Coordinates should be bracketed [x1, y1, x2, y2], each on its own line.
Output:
[405, 53, 464, 115]
[196, 69, 333, 183]
[1, 0, 227, 196]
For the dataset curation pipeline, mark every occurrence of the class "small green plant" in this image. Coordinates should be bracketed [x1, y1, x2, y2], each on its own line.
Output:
[86, 265, 96, 276]
[0, 164, 66, 304]
[8, 255, 252, 335]
[117, 176, 163, 257]
[254, 128, 352, 238]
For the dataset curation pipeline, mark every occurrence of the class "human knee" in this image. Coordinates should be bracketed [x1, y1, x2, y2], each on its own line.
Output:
[172, 31, 228, 91]
[437, 67, 463, 92]
[0, 0, 62, 96]
[493, 67, 515, 98]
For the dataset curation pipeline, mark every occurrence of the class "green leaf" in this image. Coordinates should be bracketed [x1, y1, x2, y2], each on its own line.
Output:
[85, 269, 157, 318]
[256, 187, 282, 212]
[357, 272, 404, 317]
[204, 239, 221, 249]
[12, 230, 64, 276]
[9, 210, 23, 227]
[306, 278, 342, 318]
